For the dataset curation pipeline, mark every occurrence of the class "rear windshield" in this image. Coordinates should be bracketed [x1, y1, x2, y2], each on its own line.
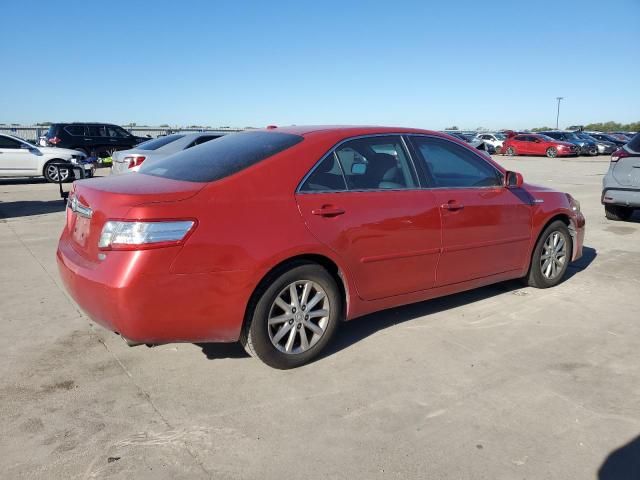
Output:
[136, 134, 185, 151]
[627, 133, 640, 153]
[140, 131, 304, 182]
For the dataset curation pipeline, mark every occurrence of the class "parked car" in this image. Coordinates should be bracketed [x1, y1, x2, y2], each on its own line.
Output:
[44, 123, 149, 160]
[475, 132, 506, 153]
[502, 134, 578, 157]
[586, 132, 627, 148]
[111, 132, 227, 174]
[602, 133, 640, 221]
[57, 126, 585, 369]
[572, 132, 617, 155]
[0, 133, 93, 182]
[608, 133, 633, 143]
[539, 131, 598, 156]
[443, 131, 495, 154]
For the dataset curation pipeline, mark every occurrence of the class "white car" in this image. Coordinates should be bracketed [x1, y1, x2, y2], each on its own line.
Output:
[475, 133, 506, 152]
[0, 134, 92, 182]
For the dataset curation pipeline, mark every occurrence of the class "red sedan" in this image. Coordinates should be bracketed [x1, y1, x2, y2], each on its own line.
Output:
[503, 134, 578, 158]
[57, 126, 585, 368]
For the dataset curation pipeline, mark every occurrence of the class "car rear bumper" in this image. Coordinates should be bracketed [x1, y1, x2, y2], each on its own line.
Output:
[56, 233, 251, 344]
[602, 188, 640, 208]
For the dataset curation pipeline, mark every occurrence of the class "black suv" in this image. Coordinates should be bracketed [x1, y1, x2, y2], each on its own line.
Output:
[44, 123, 149, 158]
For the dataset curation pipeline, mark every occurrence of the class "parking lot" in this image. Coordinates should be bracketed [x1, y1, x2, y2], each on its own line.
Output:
[1, 155, 639, 479]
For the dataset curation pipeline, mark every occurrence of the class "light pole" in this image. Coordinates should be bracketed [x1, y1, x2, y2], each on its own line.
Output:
[556, 97, 564, 129]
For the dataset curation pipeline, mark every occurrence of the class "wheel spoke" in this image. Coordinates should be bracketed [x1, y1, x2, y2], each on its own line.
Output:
[268, 313, 293, 325]
[284, 327, 297, 352]
[306, 291, 325, 310]
[289, 284, 300, 309]
[299, 327, 309, 350]
[544, 260, 553, 278]
[307, 309, 329, 319]
[300, 282, 311, 307]
[556, 236, 565, 251]
[541, 253, 552, 260]
[275, 297, 292, 314]
[272, 322, 293, 344]
[304, 320, 324, 336]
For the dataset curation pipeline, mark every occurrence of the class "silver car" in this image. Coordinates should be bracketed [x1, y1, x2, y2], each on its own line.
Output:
[111, 132, 227, 174]
[602, 133, 640, 221]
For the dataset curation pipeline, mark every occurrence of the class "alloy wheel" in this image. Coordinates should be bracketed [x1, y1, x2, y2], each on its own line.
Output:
[540, 231, 567, 280]
[267, 280, 330, 354]
[46, 164, 69, 182]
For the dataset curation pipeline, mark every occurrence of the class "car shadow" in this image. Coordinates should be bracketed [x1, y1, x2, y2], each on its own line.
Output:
[0, 177, 48, 186]
[565, 246, 597, 281]
[598, 434, 640, 480]
[197, 245, 598, 363]
[0, 200, 66, 219]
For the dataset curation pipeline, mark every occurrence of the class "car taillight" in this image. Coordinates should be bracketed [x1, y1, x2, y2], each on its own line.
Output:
[49, 136, 61, 145]
[98, 220, 195, 250]
[124, 155, 146, 168]
[611, 149, 630, 163]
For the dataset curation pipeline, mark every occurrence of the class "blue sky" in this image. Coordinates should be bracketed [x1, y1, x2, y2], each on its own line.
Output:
[1, 0, 638, 129]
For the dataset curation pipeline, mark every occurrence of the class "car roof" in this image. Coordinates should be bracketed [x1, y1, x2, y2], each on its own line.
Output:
[265, 125, 445, 140]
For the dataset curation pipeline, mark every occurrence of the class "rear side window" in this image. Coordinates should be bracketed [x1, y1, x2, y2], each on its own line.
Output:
[627, 133, 640, 153]
[411, 136, 502, 188]
[141, 131, 303, 183]
[137, 134, 185, 151]
[88, 125, 107, 137]
[64, 125, 86, 136]
[300, 153, 347, 192]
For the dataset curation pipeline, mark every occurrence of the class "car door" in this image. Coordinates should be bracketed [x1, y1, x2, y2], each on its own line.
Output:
[528, 135, 545, 155]
[295, 135, 442, 301]
[408, 135, 532, 286]
[0, 136, 38, 175]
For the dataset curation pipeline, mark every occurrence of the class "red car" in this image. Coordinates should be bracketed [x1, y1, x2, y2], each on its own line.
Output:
[503, 134, 578, 158]
[57, 126, 585, 369]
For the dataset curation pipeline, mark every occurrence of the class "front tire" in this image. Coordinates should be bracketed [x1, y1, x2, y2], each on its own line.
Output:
[241, 263, 342, 369]
[605, 205, 634, 221]
[505, 146, 516, 156]
[526, 220, 572, 289]
[546, 147, 558, 158]
[43, 161, 70, 183]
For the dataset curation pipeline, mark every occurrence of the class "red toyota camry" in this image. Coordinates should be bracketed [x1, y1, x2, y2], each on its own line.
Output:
[503, 133, 578, 158]
[57, 126, 585, 368]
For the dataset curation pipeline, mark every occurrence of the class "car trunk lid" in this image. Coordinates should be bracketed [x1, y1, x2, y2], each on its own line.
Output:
[66, 174, 204, 260]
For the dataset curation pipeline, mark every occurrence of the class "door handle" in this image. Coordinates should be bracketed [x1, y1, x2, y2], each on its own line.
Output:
[311, 205, 346, 217]
[441, 201, 464, 211]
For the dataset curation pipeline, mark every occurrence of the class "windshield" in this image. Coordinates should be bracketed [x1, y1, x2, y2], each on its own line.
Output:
[141, 131, 304, 183]
[136, 134, 185, 151]
[494, 133, 506, 140]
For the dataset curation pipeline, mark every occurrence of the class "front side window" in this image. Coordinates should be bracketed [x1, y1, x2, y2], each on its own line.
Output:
[410, 136, 502, 188]
[514, 135, 527, 142]
[141, 131, 303, 183]
[334, 136, 417, 190]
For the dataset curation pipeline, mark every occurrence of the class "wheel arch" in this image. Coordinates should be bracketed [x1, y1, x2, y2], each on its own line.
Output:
[241, 253, 350, 337]
[527, 213, 572, 270]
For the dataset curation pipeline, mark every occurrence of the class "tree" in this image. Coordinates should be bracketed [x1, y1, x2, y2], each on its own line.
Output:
[445, 126, 459, 130]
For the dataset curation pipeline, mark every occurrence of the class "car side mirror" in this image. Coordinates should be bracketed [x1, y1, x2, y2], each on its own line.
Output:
[505, 171, 523, 188]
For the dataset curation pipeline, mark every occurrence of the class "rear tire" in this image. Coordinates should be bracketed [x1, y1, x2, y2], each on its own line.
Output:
[604, 205, 634, 221]
[546, 147, 558, 158]
[525, 220, 572, 289]
[241, 263, 342, 369]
